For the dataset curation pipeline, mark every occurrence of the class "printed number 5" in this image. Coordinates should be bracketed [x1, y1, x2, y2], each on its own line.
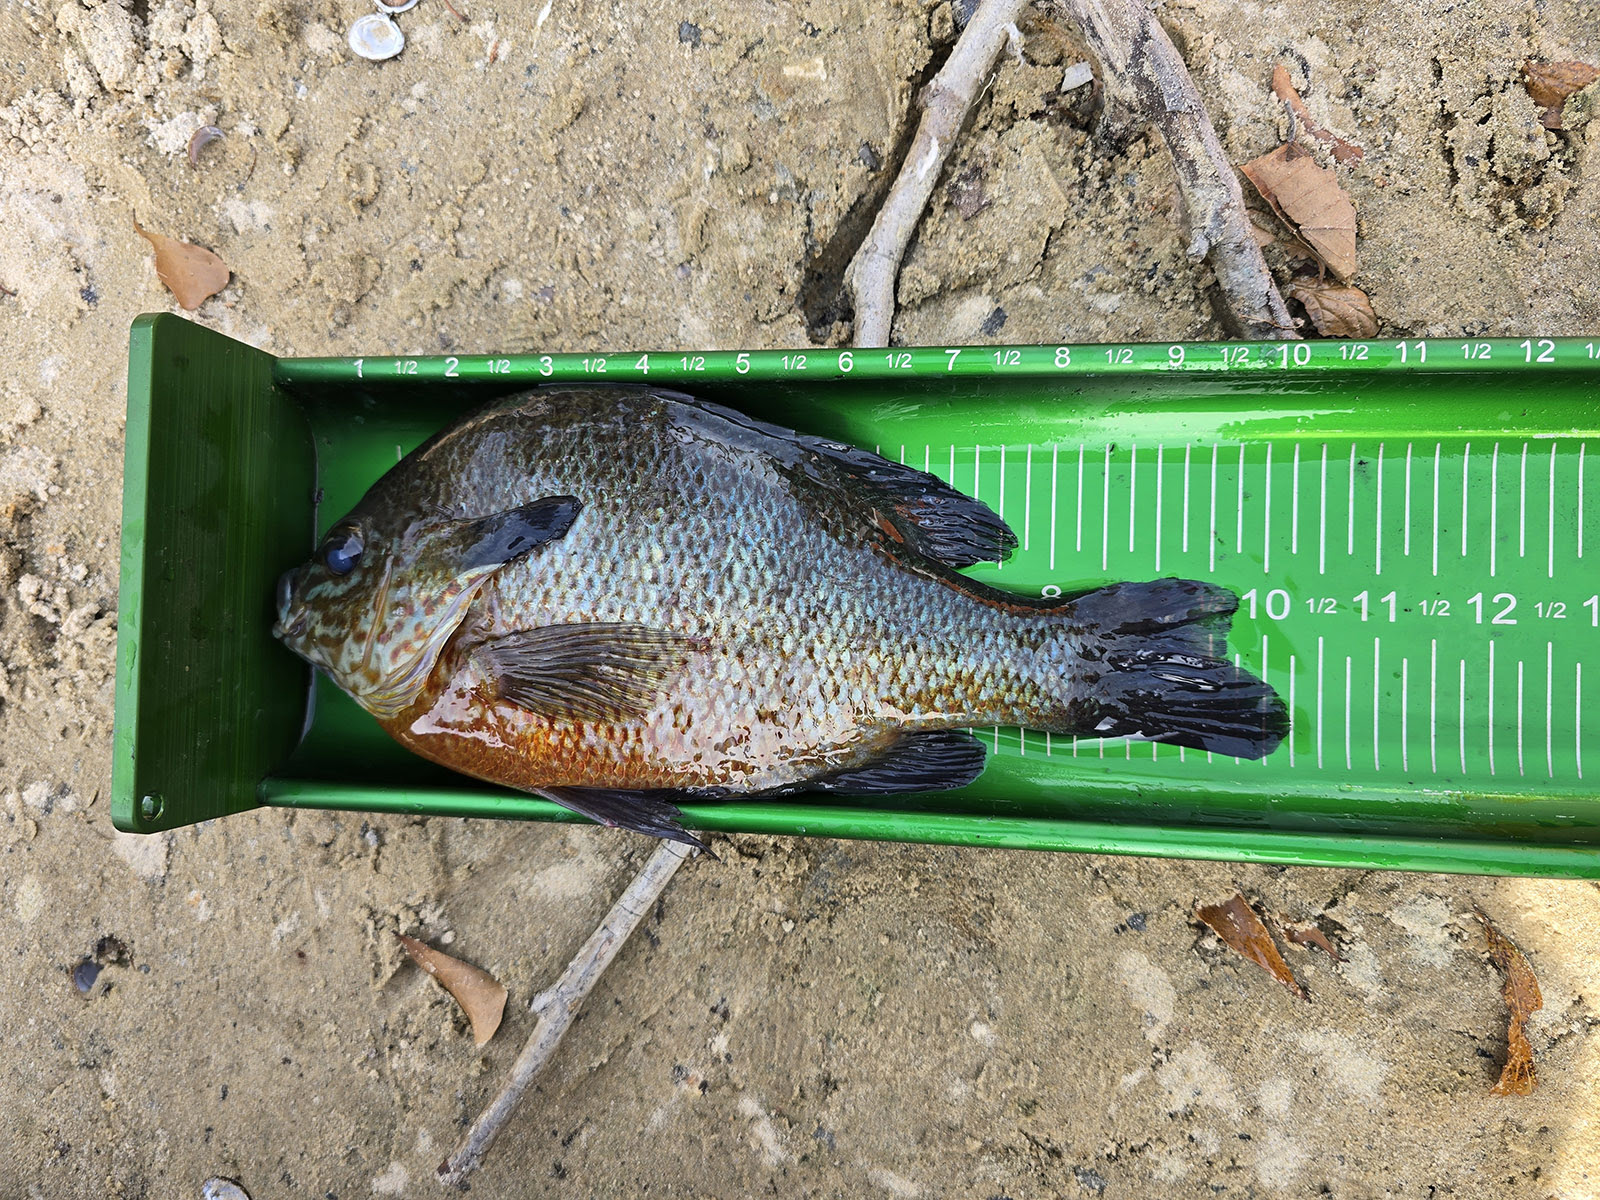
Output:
[736, 353, 750, 374]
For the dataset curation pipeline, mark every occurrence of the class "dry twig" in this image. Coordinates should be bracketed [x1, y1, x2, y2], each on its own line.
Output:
[437, 838, 698, 1185]
[845, 0, 1030, 347]
[1046, 0, 1295, 338]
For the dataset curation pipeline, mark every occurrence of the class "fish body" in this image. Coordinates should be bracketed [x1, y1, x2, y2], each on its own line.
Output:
[275, 388, 1287, 843]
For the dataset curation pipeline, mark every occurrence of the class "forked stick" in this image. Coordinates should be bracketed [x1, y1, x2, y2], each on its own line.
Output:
[846, 0, 1031, 347]
[1048, 0, 1295, 339]
[437, 838, 698, 1185]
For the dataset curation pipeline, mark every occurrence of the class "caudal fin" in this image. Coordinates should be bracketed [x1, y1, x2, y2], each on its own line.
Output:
[1067, 579, 1288, 760]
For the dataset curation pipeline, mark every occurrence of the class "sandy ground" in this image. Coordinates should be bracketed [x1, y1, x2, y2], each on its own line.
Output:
[3, 0, 1600, 1195]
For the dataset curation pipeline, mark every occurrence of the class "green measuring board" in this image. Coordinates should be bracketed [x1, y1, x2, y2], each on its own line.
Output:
[118, 315, 1600, 875]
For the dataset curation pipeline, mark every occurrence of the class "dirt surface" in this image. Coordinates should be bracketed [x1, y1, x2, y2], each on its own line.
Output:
[3, 0, 1599, 1195]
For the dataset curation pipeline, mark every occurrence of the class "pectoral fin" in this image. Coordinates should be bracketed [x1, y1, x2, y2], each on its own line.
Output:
[456, 496, 582, 572]
[534, 786, 708, 849]
[471, 622, 699, 721]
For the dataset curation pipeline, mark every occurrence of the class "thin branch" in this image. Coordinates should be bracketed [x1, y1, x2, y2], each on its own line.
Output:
[437, 838, 698, 1185]
[1047, 0, 1296, 339]
[846, 0, 1030, 347]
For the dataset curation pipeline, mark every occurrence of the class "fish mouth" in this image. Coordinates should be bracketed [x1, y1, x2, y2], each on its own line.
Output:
[273, 567, 308, 641]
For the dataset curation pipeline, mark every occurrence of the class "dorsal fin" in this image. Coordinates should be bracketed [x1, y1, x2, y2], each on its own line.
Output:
[668, 393, 1017, 569]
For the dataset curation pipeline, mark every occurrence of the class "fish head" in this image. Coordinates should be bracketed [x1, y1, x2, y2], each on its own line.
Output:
[274, 492, 581, 719]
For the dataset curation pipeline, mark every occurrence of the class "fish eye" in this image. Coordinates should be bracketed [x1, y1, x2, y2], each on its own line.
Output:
[322, 526, 365, 576]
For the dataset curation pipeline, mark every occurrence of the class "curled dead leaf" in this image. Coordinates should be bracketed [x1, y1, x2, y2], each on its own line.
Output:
[1474, 908, 1542, 1097]
[1241, 143, 1357, 282]
[397, 933, 508, 1047]
[1279, 916, 1346, 963]
[1286, 278, 1378, 339]
[1271, 65, 1363, 164]
[134, 222, 230, 310]
[1524, 61, 1599, 128]
[1196, 893, 1306, 1000]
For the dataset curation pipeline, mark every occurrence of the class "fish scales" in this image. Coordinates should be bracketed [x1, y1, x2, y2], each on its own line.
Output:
[275, 388, 1287, 842]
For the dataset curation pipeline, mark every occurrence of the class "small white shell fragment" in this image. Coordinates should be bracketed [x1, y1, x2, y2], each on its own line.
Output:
[201, 1180, 252, 1200]
[349, 12, 405, 60]
[1061, 61, 1094, 90]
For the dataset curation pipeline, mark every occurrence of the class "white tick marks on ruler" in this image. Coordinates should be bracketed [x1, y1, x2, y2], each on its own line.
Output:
[1458, 658, 1468, 776]
[1288, 654, 1297, 768]
[1375, 442, 1385, 575]
[1579, 443, 1587, 561]
[1519, 443, 1528, 559]
[1516, 658, 1525, 777]
[1291, 443, 1301, 557]
[1488, 639, 1497, 777]
[1403, 443, 1413, 559]
[1490, 443, 1500, 577]
[1319, 444, 1328, 576]
[995, 446, 1006, 570]
[1262, 442, 1272, 575]
[1545, 641, 1553, 779]
[1261, 634, 1271, 766]
[1577, 663, 1585, 780]
[1547, 443, 1557, 579]
[1102, 444, 1112, 572]
[1022, 444, 1032, 553]
[1049, 445, 1059, 572]
[1461, 442, 1472, 559]
[1316, 636, 1325, 770]
[1209, 443, 1220, 573]
[974, 445, 983, 511]
[1236, 444, 1246, 556]
[1372, 636, 1382, 772]
[1183, 444, 1192, 555]
[1128, 443, 1138, 554]
[1401, 657, 1410, 774]
[1344, 654, 1353, 771]
[1429, 638, 1438, 775]
[1346, 444, 1357, 558]
[1075, 445, 1084, 556]
[1154, 444, 1164, 573]
[1432, 443, 1442, 578]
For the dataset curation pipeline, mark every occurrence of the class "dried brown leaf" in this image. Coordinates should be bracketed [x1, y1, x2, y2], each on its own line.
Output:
[135, 222, 230, 310]
[397, 934, 508, 1047]
[1286, 278, 1378, 338]
[1279, 916, 1346, 963]
[1271, 65, 1364, 164]
[1474, 909, 1543, 1097]
[1196, 893, 1306, 1000]
[1525, 61, 1599, 127]
[1241, 144, 1357, 281]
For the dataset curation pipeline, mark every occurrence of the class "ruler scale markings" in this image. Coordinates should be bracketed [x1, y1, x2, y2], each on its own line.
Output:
[1488, 640, 1497, 776]
[1102, 444, 1112, 572]
[1546, 641, 1554, 779]
[1429, 638, 1438, 775]
[1288, 654, 1297, 769]
[1519, 443, 1527, 559]
[1344, 655, 1353, 772]
[1209, 443, 1220, 573]
[997, 445, 1006, 534]
[1044, 730, 1052, 758]
[1261, 634, 1271, 767]
[1375, 442, 1385, 575]
[1129, 443, 1138, 554]
[1373, 636, 1382, 772]
[1154, 444, 1164, 573]
[923, 444, 930, 474]
[1440, 444, 1452, 579]
[1459, 659, 1468, 776]
[1489, 442, 1499, 577]
[1578, 664, 1585, 780]
[1316, 636, 1326, 770]
[1236, 443, 1246, 556]
[1049, 445, 1058, 572]
[898, 445, 905, 464]
[1022, 444, 1031, 553]
[1580, 443, 1587, 560]
[1075, 444, 1084, 555]
[1263, 442, 1273, 574]
[1291, 443, 1301, 556]
[1403, 442, 1413, 558]
[1234, 652, 1243, 764]
[1182, 444, 1192, 554]
[1461, 442, 1471, 559]
[1319, 443, 1328, 575]
[1401, 657, 1410, 774]
[1516, 658, 1525, 777]
[974, 445, 983, 508]
[949, 444, 956, 486]
[1548, 443, 1557, 579]
[1347, 443, 1357, 558]
[1017, 728, 1025, 758]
